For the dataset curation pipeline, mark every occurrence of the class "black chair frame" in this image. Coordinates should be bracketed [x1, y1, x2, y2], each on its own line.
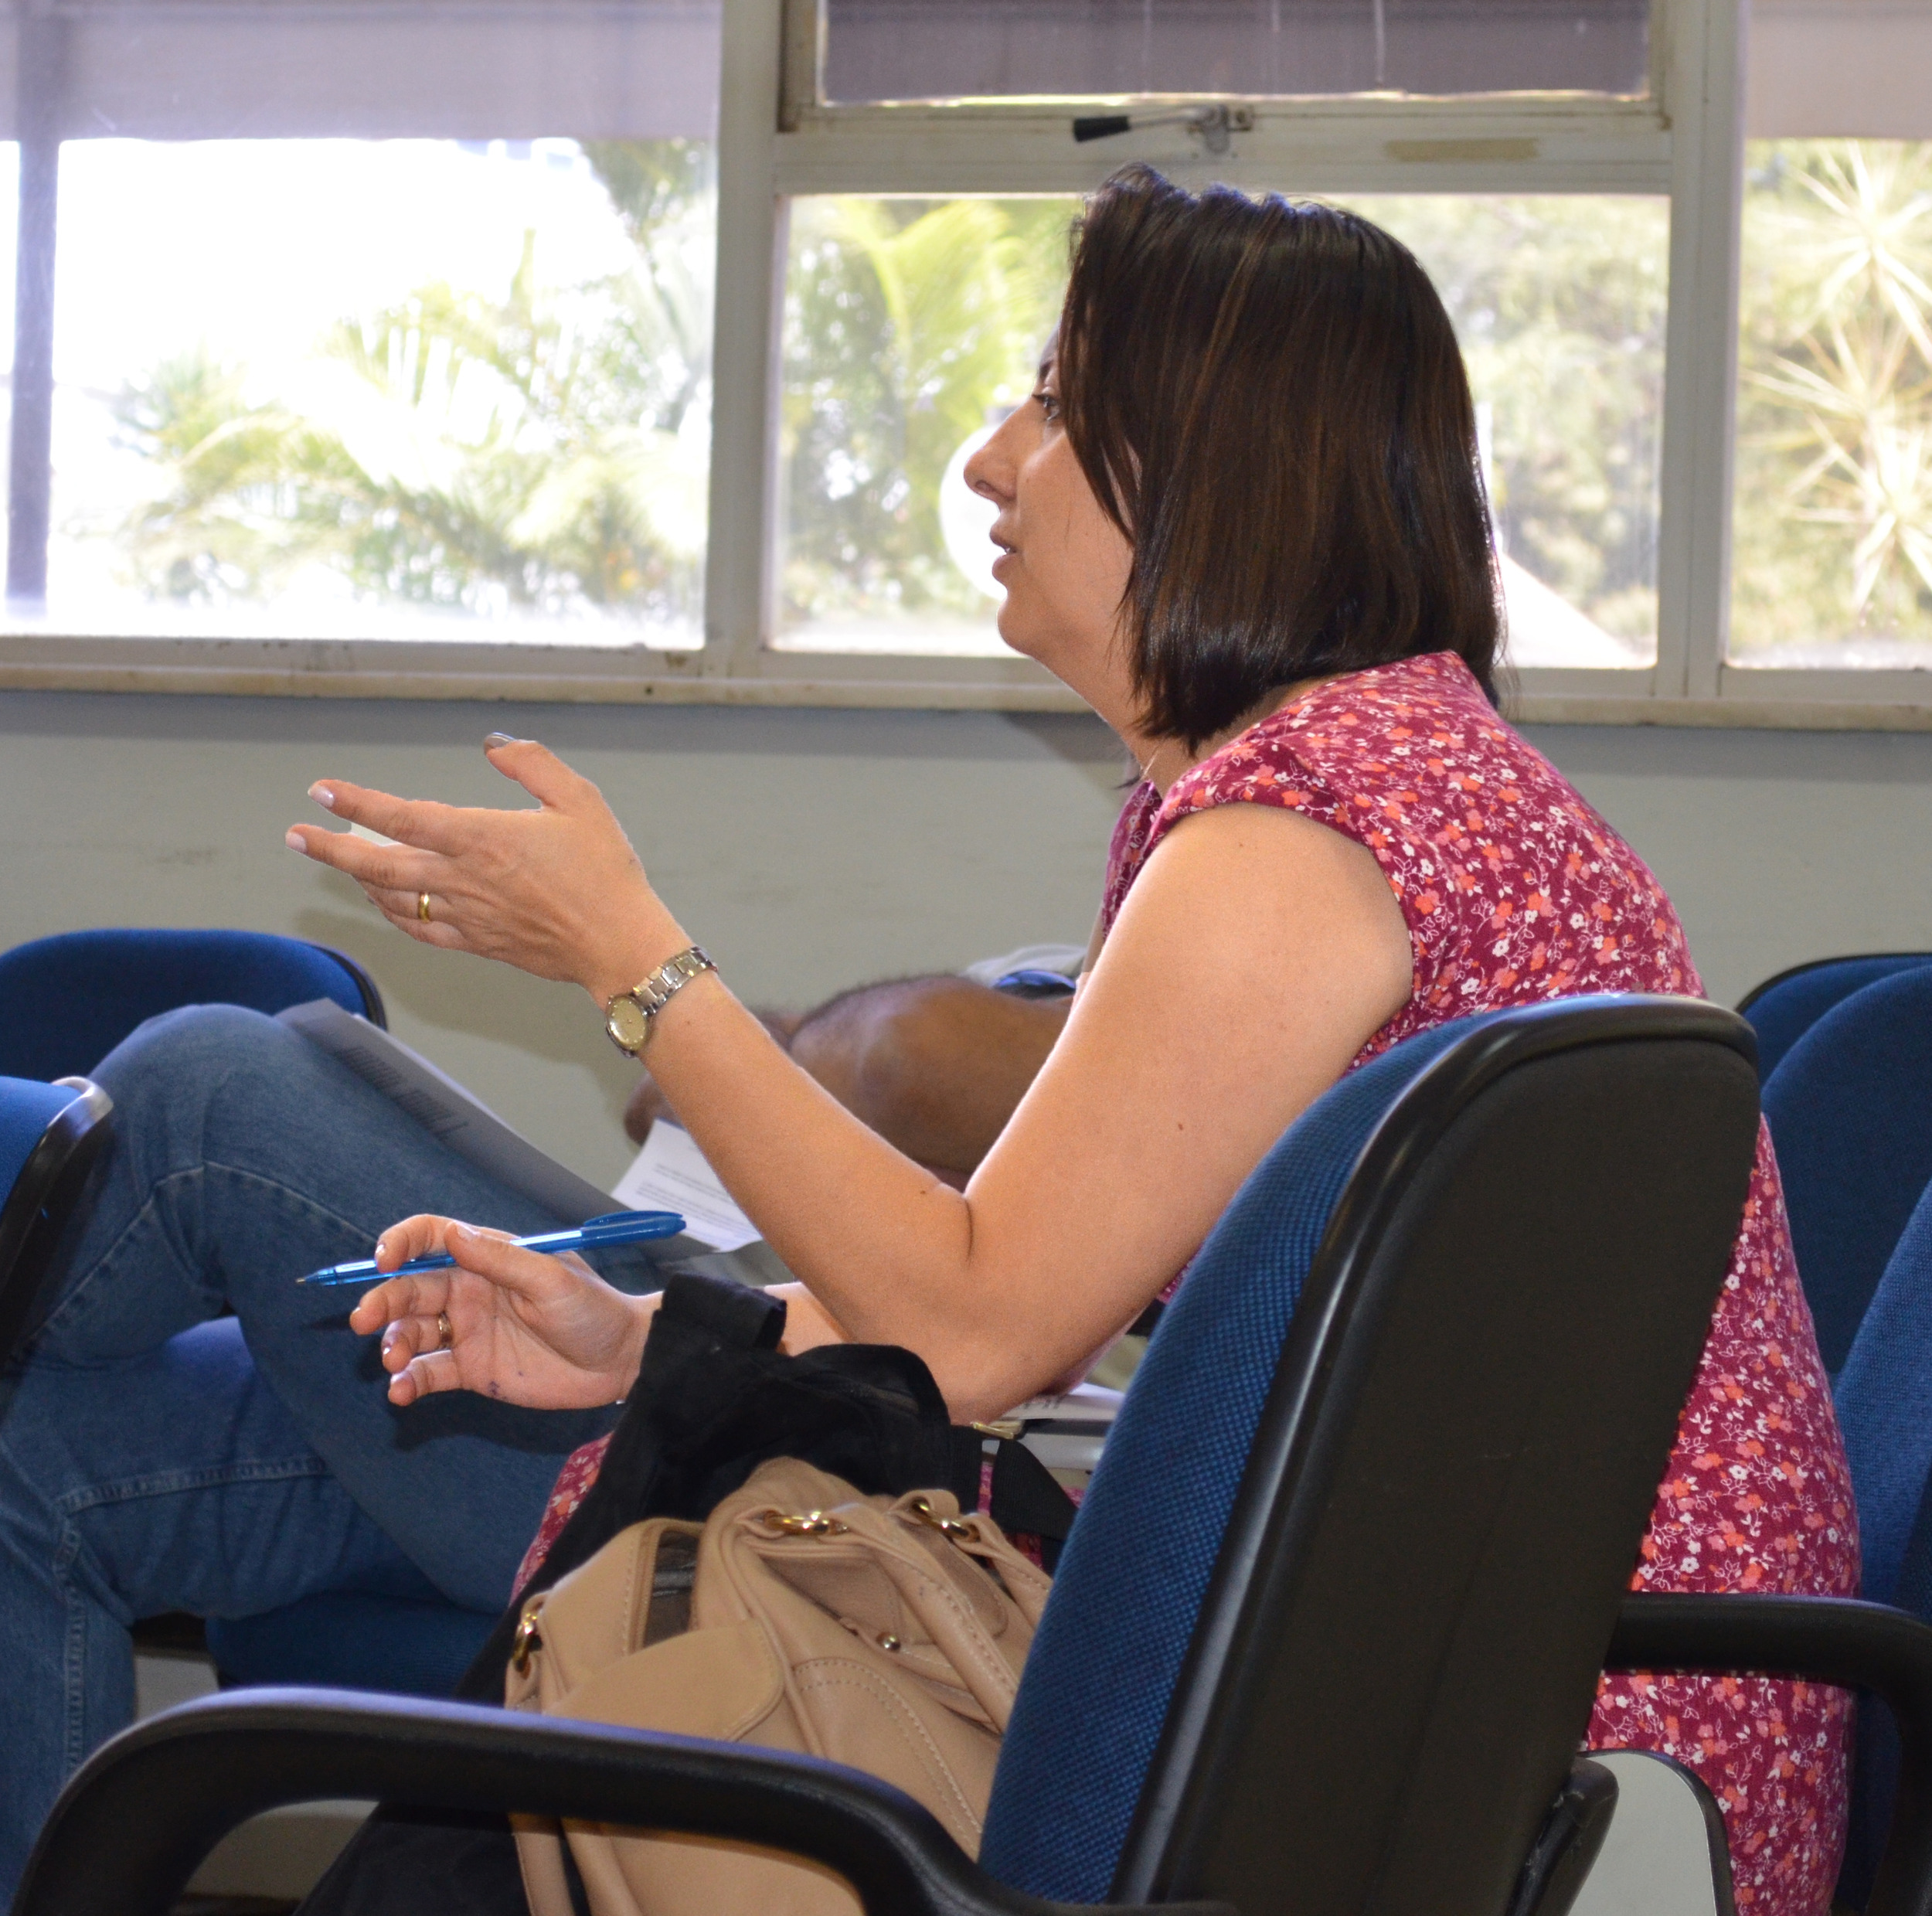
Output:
[22, 1593, 1932, 1916]
[17, 998, 1871, 1916]
[1608, 1594, 1932, 1916]
[0, 1078, 112, 1372]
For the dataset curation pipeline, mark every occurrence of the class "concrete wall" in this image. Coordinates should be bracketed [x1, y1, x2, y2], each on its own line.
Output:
[2, 689, 1929, 1193]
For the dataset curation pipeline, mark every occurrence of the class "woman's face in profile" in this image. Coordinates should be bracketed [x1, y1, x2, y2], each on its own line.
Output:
[965, 350, 1134, 704]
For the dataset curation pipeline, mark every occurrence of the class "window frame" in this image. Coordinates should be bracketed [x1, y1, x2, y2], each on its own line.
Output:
[5, 0, 1926, 726]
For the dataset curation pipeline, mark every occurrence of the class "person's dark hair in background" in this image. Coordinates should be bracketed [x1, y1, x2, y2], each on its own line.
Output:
[1058, 165, 1502, 750]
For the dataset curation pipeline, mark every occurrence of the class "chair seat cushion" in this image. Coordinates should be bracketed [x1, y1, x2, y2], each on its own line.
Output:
[206, 1593, 502, 1700]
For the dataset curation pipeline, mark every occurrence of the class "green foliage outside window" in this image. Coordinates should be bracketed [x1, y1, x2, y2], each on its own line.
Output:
[1352, 195, 1668, 651]
[777, 196, 1073, 636]
[1733, 140, 1932, 662]
[102, 162, 1675, 661]
[104, 141, 715, 634]
[777, 191, 1670, 656]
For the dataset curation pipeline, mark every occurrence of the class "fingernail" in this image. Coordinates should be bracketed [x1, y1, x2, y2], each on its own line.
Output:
[284, 829, 304, 851]
[309, 783, 335, 808]
[452, 1222, 477, 1242]
[483, 733, 520, 750]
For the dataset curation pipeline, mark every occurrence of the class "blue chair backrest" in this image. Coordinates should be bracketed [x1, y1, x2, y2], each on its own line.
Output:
[980, 1013, 1508, 1897]
[0, 1079, 84, 1196]
[984, 995, 1760, 1910]
[0, 930, 383, 1083]
[1826, 1173, 1932, 1906]
[1742, 953, 1932, 1083]
[1836, 1176, 1932, 1610]
[1762, 966, 1932, 1375]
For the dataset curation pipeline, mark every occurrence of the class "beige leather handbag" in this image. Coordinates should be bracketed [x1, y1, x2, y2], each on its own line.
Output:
[504, 1455, 1053, 1916]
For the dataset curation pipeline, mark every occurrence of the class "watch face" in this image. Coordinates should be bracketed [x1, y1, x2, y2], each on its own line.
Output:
[607, 995, 651, 1053]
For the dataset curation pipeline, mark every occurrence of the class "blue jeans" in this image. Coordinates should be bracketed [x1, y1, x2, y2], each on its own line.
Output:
[0, 1006, 621, 1896]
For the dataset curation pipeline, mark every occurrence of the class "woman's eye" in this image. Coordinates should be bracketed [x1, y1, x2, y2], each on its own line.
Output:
[1033, 388, 1061, 421]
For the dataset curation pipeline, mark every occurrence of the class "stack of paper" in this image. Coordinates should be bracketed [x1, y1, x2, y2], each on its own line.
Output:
[277, 999, 761, 1264]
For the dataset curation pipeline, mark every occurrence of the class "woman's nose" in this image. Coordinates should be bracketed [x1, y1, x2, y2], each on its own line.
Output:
[965, 412, 1022, 504]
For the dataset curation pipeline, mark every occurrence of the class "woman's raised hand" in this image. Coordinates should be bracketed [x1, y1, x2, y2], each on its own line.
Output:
[349, 1214, 654, 1408]
[285, 736, 682, 1005]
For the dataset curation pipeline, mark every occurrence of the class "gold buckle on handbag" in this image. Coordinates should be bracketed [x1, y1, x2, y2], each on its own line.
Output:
[905, 1496, 975, 1541]
[757, 1508, 850, 1537]
[511, 1596, 545, 1674]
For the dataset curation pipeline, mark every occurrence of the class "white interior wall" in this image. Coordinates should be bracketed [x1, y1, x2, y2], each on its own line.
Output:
[0, 693, 1127, 1190]
[2, 691, 1928, 1193]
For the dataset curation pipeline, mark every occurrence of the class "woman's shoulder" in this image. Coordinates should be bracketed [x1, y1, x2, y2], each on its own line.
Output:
[1165, 650, 1526, 825]
[1155, 648, 1702, 1011]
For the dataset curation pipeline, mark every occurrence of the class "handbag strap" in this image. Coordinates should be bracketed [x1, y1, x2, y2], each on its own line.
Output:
[948, 1428, 1080, 1568]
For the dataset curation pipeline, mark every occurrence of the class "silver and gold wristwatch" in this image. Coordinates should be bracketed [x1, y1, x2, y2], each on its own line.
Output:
[604, 945, 716, 1056]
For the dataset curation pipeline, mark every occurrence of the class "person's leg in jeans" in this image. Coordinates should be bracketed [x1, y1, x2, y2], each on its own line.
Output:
[0, 1003, 619, 1893]
[0, 1318, 445, 1893]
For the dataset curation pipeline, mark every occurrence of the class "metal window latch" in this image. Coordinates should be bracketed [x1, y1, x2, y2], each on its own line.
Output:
[1072, 104, 1254, 156]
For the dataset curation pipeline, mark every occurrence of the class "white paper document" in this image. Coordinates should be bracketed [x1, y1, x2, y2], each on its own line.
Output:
[277, 998, 620, 1227]
[1005, 1382, 1124, 1428]
[611, 1121, 761, 1252]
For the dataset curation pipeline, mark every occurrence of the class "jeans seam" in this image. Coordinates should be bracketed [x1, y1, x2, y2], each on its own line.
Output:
[37, 1159, 379, 1350]
[53, 1455, 334, 1520]
[33, 1166, 213, 1346]
[201, 1158, 386, 1248]
[60, 1521, 89, 1775]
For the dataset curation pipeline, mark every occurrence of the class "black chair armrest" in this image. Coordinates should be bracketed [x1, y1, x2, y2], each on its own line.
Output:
[1608, 1592, 1932, 1916]
[9, 1688, 1236, 1916]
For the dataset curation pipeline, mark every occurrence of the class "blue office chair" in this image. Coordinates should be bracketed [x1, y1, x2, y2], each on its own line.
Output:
[1740, 952, 1932, 1084]
[1757, 965, 1932, 1374]
[0, 1075, 114, 1372]
[23, 995, 1824, 1916]
[0, 927, 386, 1082]
[1820, 1176, 1932, 1907]
[0, 929, 498, 1700]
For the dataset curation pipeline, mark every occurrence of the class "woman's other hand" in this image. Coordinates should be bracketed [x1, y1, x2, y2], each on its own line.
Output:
[284, 737, 684, 1006]
[349, 1214, 652, 1409]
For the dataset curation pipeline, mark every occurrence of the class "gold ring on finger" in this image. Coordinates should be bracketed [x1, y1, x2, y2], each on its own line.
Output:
[437, 1310, 454, 1351]
[418, 892, 433, 923]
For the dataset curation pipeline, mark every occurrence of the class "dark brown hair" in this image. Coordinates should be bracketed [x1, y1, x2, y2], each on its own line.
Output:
[1058, 165, 1501, 747]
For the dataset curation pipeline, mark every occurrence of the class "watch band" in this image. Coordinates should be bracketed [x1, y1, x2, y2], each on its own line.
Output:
[604, 946, 716, 1056]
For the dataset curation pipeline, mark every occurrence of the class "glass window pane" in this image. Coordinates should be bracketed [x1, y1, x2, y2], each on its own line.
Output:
[4, 2, 722, 650]
[822, 0, 1649, 107]
[1730, 139, 1932, 670]
[1342, 193, 1667, 671]
[0, 143, 16, 544]
[32, 138, 713, 647]
[776, 195, 1077, 657]
[777, 190, 1666, 672]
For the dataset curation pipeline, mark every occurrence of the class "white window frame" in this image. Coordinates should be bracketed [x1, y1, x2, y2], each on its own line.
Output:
[707, 0, 1748, 720]
[5, 0, 1928, 726]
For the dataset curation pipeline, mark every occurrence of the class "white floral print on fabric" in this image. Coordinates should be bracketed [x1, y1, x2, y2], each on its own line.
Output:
[1103, 650, 1859, 1916]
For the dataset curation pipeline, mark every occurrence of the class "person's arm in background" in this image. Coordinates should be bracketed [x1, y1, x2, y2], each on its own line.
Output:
[624, 980, 1073, 1190]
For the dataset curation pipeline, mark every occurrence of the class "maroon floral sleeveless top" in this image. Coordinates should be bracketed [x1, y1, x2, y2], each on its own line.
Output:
[1103, 652, 1857, 1916]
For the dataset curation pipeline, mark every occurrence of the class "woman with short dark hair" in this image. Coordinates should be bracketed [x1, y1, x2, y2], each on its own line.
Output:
[295, 168, 1855, 1914]
[3, 168, 1854, 1914]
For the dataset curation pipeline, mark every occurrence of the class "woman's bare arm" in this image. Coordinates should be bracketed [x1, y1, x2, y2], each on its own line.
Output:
[641, 801, 1409, 1417]
[296, 747, 1409, 1421]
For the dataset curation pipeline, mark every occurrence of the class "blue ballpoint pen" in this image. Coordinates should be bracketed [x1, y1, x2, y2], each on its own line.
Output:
[296, 1208, 688, 1287]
